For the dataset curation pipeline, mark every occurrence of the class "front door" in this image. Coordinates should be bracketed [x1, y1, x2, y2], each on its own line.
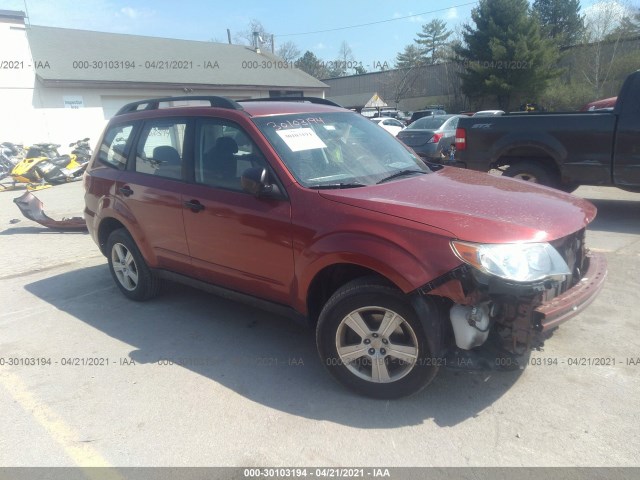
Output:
[182, 118, 294, 305]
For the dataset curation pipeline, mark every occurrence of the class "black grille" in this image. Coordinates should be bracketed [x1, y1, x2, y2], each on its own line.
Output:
[550, 228, 586, 293]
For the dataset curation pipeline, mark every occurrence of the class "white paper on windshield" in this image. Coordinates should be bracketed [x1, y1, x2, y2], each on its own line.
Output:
[276, 128, 327, 152]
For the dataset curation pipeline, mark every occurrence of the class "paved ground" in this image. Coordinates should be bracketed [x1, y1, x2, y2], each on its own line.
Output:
[0, 181, 639, 469]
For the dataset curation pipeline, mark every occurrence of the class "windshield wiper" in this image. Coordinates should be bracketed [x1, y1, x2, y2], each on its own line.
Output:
[376, 169, 426, 184]
[308, 182, 367, 189]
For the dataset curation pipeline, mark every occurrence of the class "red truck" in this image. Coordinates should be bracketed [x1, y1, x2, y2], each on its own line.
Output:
[84, 96, 606, 398]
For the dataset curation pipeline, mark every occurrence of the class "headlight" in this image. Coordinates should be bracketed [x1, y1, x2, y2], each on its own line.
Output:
[451, 241, 570, 282]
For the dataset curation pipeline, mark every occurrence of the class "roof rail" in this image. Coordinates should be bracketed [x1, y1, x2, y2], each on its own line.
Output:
[239, 97, 342, 108]
[115, 95, 244, 116]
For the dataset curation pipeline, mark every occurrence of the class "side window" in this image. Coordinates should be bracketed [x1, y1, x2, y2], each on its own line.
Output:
[98, 124, 133, 169]
[195, 119, 267, 191]
[135, 120, 186, 180]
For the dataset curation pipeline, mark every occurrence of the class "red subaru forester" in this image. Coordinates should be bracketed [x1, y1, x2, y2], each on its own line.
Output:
[84, 96, 607, 398]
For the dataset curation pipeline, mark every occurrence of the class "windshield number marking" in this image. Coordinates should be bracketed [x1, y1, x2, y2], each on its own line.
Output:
[265, 117, 325, 130]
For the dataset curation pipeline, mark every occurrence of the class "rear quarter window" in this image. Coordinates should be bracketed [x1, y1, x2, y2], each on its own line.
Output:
[98, 124, 134, 170]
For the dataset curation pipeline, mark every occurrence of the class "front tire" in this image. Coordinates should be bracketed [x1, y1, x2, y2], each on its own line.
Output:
[503, 161, 558, 188]
[106, 228, 160, 301]
[316, 277, 438, 399]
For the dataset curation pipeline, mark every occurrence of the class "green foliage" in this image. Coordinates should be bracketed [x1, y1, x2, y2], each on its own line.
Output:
[395, 44, 424, 69]
[455, 0, 561, 109]
[295, 51, 330, 79]
[415, 19, 452, 64]
[532, 0, 585, 46]
[539, 78, 594, 110]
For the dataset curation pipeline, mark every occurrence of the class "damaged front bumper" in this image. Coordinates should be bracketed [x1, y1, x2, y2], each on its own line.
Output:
[534, 251, 607, 331]
[421, 248, 607, 359]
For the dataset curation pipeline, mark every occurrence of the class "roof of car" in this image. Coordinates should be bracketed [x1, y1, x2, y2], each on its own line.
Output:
[238, 100, 345, 117]
[371, 117, 398, 122]
[111, 98, 347, 122]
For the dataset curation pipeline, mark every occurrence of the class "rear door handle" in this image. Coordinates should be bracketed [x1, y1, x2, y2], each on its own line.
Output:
[119, 186, 133, 197]
[184, 199, 205, 212]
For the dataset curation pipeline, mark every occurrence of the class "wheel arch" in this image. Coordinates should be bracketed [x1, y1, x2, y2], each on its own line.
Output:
[489, 132, 565, 172]
[297, 231, 458, 322]
[96, 214, 157, 266]
[305, 263, 396, 326]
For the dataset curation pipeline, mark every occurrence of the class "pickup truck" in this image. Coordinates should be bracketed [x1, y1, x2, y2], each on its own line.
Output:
[454, 70, 640, 192]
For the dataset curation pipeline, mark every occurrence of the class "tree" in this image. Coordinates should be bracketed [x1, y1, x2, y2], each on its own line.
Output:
[455, 0, 561, 109]
[295, 51, 330, 79]
[234, 19, 273, 51]
[276, 41, 301, 63]
[415, 19, 452, 64]
[395, 44, 424, 69]
[327, 41, 355, 77]
[577, 0, 630, 98]
[610, 6, 640, 38]
[532, 0, 585, 46]
[354, 65, 367, 75]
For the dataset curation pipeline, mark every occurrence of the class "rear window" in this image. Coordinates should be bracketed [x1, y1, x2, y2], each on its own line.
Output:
[408, 116, 448, 130]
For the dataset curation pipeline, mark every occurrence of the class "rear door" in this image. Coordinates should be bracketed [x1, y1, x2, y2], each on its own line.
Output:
[613, 73, 640, 187]
[115, 117, 192, 273]
[182, 117, 294, 305]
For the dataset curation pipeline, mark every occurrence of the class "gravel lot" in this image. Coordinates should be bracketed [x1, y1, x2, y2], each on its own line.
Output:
[0, 180, 639, 473]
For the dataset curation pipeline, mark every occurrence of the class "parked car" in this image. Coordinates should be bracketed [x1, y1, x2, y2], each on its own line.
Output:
[455, 70, 640, 192]
[408, 109, 447, 124]
[370, 116, 405, 136]
[397, 114, 463, 160]
[84, 95, 606, 399]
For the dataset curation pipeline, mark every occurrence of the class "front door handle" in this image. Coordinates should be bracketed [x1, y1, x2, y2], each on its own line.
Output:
[184, 199, 205, 212]
[119, 186, 133, 197]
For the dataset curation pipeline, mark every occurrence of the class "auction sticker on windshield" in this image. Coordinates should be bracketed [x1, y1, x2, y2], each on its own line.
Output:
[276, 128, 327, 152]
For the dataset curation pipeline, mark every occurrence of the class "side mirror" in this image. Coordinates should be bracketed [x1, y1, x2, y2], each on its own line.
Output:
[241, 167, 282, 198]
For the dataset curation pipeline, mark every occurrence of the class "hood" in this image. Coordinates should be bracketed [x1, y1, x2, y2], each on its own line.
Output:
[319, 168, 596, 244]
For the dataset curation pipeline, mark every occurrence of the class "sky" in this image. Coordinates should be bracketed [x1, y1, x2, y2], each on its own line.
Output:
[4, 0, 624, 70]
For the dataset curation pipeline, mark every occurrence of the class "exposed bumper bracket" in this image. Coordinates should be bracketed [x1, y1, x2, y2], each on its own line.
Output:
[534, 251, 607, 331]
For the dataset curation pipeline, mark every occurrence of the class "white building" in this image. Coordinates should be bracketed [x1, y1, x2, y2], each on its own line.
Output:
[0, 10, 328, 151]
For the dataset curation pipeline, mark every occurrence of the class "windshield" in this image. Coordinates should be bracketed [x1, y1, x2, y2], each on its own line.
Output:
[408, 116, 449, 130]
[253, 112, 429, 188]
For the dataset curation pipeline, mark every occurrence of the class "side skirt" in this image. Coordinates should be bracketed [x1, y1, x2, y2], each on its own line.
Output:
[155, 270, 311, 328]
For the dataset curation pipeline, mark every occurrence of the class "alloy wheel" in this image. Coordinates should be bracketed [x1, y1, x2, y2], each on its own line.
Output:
[111, 242, 139, 291]
[335, 306, 419, 383]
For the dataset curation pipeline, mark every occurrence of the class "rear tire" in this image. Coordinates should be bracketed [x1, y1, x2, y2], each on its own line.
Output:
[316, 277, 438, 399]
[106, 228, 160, 301]
[503, 161, 558, 188]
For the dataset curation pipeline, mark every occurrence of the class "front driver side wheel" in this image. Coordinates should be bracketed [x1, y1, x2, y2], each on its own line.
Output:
[316, 277, 438, 399]
[106, 228, 160, 301]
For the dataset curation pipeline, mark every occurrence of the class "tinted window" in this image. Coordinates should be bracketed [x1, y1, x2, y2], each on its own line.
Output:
[98, 124, 134, 169]
[195, 119, 268, 191]
[408, 116, 448, 130]
[135, 120, 186, 180]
